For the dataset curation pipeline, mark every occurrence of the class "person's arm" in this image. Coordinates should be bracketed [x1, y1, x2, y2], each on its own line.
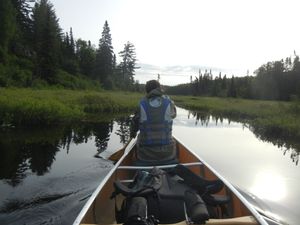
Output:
[130, 109, 140, 138]
[170, 100, 177, 119]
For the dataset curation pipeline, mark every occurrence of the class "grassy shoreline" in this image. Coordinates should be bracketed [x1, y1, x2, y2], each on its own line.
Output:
[1, 88, 300, 145]
[172, 95, 300, 142]
[0, 88, 142, 126]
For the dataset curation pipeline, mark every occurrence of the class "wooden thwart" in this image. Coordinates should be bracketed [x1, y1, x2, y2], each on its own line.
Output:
[81, 215, 258, 225]
[117, 162, 203, 170]
[205, 216, 258, 224]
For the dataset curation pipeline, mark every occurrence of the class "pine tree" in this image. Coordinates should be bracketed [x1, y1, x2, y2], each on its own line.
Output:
[113, 54, 117, 70]
[227, 76, 237, 97]
[10, 0, 32, 56]
[31, 0, 61, 83]
[69, 27, 75, 56]
[94, 21, 114, 87]
[64, 32, 70, 47]
[61, 28, 79, 75]
[11, 0, 32, 31]
[221, 74, 227, 89]
[0, 0, 16, 63]
[118, 41, 138, 88]
[76, 39, 96, 77]
[0, 0, 34, 87]
[293, 54, 300, 73]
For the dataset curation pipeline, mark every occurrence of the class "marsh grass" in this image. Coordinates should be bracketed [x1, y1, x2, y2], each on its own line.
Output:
[0, 88, 142, 125]
[2, 88, 299, 141]
[172, 95, 300, 140]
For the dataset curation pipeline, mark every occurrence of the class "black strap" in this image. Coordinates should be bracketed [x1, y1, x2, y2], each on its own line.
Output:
[172, 164, 224, 195]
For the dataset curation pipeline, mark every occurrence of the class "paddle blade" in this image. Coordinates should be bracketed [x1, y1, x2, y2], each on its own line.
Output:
[108, 148, 125, 161]
[108, 137, 133, 162]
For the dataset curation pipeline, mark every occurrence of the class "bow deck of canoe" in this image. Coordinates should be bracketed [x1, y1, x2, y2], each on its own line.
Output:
[73, 137, 272, 225]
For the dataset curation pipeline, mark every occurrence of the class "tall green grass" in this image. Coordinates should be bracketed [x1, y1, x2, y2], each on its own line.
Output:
[0, 88, 142, 125]
[172, 95, 300, 140]
[173, 96, 289, 117]
[2, 88, 299, 141]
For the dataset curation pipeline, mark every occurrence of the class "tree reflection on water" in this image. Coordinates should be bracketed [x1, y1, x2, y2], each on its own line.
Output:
[0, 116, 131, 187]
[1, 110, 299, 188]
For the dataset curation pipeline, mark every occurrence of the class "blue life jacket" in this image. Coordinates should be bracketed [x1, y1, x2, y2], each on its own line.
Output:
[139, 95, 173, 146]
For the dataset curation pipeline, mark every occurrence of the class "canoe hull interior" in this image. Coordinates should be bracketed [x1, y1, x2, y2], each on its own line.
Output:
[77, 138, 260, 225]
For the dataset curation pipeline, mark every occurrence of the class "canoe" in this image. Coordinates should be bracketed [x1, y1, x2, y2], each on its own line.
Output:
[73, 136, 278, 225]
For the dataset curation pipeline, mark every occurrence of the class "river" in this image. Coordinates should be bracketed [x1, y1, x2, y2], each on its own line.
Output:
[0, 107, 299, 225]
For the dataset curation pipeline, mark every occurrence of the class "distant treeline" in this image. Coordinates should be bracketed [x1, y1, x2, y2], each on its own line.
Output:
[0, 0, 140, 90]
[166, 55, 300, 101]
[2, 1, 300, 99]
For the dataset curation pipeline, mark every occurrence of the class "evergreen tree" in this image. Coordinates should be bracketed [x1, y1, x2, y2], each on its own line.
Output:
[293, 55, 300, 73]
[76, 39, 96, 77]
[221, 74, 227, 89]
[11, 0, 32, 31]
[69, 27, 75, 56]
[284, 57, 292, 72]
[212, 76, 221, 96]
[112, 54, 117, 70]
[193, 76, 199, 95]
[118, 41, 138, 88]
[61, 28, 79, 74]
[0, 0, 33, 87]
[10, 0, 32, 56]
[31, 0, 61, 83]
[227, 76, 237, 97]
[64, 32, 70, 47]
[0, 0, 16, 63]
[94, 21, 114, 87]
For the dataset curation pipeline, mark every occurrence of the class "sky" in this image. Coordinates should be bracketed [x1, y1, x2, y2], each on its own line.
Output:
[49, 0, 300, 85]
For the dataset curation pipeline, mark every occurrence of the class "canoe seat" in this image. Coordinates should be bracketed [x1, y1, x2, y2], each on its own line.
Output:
[80, 215, 258, 225]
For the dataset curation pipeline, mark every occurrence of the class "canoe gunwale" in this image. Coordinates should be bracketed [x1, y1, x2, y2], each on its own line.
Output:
[72, 138, 137, 225]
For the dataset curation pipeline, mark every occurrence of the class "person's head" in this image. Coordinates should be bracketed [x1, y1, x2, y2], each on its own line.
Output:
[145, 80, 161, 94]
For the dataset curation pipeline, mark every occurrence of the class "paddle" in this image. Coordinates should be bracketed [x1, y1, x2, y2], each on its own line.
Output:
[108, 137, 133, 162]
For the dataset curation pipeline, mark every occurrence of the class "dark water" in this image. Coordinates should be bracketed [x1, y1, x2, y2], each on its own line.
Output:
[0, 108, 299, 225]
[0, 117, 131, 225]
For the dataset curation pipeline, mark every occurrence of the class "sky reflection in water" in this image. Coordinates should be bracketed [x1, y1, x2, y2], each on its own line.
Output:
[250, 170, 286, 201]
[173, 107, 300, 225]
